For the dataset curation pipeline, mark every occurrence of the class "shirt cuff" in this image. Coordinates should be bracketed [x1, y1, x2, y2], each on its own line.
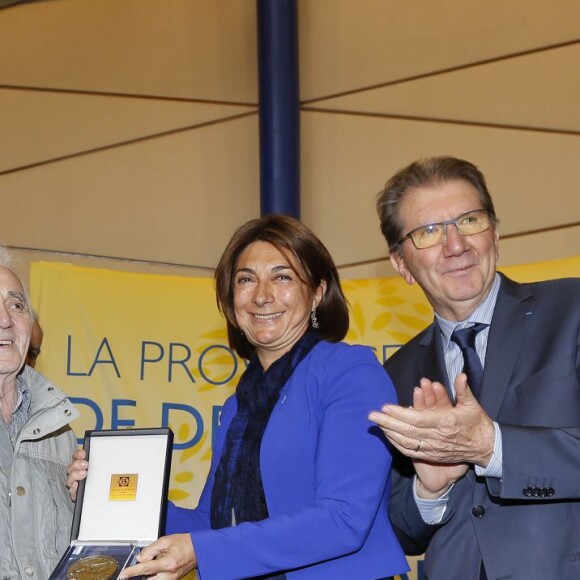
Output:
[474, 421, 503, 479]
[414, 476, 453, 524]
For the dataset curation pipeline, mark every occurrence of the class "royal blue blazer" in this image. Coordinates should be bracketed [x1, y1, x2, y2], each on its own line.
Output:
[166, 340, 408, 579]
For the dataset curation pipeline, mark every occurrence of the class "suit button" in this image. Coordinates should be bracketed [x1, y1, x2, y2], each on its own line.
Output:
[547, 487, 555, 497]
[472, 505, 486, 517]
[532, 487, 540, 497]
[523, 487, 532, 497]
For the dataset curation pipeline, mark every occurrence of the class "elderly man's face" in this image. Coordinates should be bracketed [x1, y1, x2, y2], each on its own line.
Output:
[0, 266, 32, 379]
[390, 179, 499, 322]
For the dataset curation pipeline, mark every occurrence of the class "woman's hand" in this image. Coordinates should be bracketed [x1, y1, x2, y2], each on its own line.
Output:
[66, 448, 88, 502]
[120, 534, 197, 579]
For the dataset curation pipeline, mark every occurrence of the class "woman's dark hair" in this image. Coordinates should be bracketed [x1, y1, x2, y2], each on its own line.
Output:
[215, 214, 349, 359]
[376, 156, 498, 254]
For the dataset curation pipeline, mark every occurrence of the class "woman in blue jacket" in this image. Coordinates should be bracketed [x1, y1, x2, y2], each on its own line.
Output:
[122, 215, 408, 579]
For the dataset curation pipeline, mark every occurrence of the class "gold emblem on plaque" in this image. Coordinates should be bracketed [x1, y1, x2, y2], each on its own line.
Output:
[109, 473, 138, 501]
[67, 555, 118, 580]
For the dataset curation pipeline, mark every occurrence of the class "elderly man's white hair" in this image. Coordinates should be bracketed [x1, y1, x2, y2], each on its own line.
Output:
[0, 244, 13, 269]
[0, 245, 33, 320]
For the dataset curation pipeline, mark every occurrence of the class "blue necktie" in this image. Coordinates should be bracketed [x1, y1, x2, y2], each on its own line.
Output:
[450, 323, 488, 399]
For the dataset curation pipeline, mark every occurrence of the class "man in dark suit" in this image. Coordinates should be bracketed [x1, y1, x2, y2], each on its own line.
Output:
[369, 156, 580, 579]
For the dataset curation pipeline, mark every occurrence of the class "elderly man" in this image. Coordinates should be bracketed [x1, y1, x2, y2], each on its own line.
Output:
[0, 246, 79, 578]
[369, 157, 580, 579]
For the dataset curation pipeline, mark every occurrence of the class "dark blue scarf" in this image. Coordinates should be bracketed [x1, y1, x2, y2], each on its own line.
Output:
[210, 331, 320, 531]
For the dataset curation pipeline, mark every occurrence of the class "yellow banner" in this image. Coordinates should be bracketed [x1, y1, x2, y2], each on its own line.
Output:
[30, 257, 580, 580]
[30, 263, 238, 506]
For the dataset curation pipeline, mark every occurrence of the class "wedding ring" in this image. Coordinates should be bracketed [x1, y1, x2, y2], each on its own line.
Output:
[415, 440, 422, 452]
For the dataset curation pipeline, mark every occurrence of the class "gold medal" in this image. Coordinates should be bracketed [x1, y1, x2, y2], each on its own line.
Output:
[66, 555, 119, 580]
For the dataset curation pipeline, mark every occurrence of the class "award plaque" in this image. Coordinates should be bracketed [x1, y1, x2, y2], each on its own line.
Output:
[50, 428, 173, 580]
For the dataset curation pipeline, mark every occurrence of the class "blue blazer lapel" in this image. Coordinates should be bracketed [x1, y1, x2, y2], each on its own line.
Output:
[481, 274, 536, 417]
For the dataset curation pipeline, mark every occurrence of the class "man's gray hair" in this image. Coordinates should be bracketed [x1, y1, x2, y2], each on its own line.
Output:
[0, 245, 13, 269]
[0, 245, 33, 321]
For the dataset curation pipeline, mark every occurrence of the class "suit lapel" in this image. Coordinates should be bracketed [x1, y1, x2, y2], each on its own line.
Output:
[418, 323, 453, 400]
[481, 275, 536, 417]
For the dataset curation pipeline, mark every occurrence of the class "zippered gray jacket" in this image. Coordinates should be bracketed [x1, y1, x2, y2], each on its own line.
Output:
[0, 366, 79, 579]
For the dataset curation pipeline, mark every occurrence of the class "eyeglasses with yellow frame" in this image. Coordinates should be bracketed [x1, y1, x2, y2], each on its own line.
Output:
[398, 209, 492, 250]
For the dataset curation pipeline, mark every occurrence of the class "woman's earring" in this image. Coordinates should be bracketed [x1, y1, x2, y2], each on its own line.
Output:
[310, 307, 319, 329]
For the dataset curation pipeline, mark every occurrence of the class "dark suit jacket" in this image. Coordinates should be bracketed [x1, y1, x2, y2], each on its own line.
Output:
[386, 273, 580, 580]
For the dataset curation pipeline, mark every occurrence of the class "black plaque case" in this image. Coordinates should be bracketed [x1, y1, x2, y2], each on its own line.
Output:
[50, 428, 173, 580]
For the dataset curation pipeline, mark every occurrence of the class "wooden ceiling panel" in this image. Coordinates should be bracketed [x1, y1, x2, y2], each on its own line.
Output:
[0, 0, 577, 276]
[0, 0, 258, 103]
[308, 44, 580, 133]
[301, 111, 580, 266]
[0, 115, 261, 269]
[0, 89, 256, 173]
[300, 0, 580, 101]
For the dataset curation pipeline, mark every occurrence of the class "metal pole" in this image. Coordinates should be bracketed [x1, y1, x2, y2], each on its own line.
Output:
[257, 0, 300, 217]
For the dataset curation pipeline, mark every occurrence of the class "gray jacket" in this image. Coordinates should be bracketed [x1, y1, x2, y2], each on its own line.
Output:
[1, 366, 79, 579]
